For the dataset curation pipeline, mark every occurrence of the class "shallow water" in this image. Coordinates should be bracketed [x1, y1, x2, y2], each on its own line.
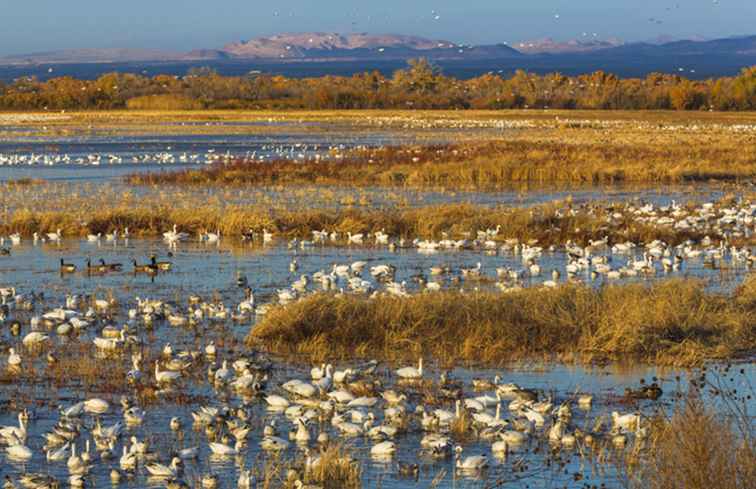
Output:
[0, 238, 749, 300]
[0, 238, 753, 488]
[0, 131, 410, 182]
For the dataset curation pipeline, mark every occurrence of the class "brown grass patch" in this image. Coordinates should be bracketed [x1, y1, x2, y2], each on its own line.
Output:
[625, 395, 755, 489]
[127, 136, 756, 188]
[248, 278, 756, 367]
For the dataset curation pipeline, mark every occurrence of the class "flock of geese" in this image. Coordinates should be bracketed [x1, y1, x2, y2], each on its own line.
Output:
[0, 143, 348, 168]
[0, 286, 650, 489]
[0, 198, 751, 487]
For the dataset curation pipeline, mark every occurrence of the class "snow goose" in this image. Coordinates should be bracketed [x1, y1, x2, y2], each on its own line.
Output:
[396, 358, 423, 380]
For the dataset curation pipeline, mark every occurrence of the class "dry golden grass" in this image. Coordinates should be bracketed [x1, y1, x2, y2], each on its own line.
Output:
[248, 278, 756, 367]
[625, 396, 755, 489]
[127, 132, 756, 188]
[302, 445, 361, 489]
[0, 188, 712, 248]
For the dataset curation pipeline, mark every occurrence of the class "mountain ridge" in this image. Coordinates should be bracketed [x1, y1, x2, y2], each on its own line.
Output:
[1, 32, 756, 67]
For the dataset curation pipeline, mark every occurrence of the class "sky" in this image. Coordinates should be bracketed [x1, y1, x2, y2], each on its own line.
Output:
[1, 0, 755, 56]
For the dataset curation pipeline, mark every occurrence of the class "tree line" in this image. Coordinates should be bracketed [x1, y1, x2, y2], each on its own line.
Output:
[0, 59, 755, 111]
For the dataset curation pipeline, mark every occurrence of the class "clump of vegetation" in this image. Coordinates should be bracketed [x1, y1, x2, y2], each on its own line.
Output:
[127, 134, 756, 188]
[0, 198, 711, 249]
[3, 178, 44, 187]
[125, 94, 205, 110]
[623, 368, 755, 489]
[301, 445, 361, 489]
[248, 278, 756, 366]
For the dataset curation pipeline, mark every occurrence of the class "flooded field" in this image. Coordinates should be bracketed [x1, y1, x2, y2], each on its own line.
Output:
[0, 111, 753, 489]
[1, 238, 752, 488]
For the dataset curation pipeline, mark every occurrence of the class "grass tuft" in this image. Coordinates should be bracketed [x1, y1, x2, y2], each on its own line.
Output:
[248, 278, 756, 366]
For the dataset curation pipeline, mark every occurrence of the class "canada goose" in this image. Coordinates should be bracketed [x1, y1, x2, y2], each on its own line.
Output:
[151, 255, 172, 271]
[60, 258, 76, 273]
[398, 462, 419, 478]
[86, 258, 108, 274]
[99, 258, 123, 271]
[133, 259, 158, 274]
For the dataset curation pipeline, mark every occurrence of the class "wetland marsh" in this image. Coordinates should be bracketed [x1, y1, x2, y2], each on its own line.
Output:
[0, 110, 753, 489]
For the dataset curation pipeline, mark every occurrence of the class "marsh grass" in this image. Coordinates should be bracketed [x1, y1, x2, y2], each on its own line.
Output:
[623, 370, 755, 489]
[0, 195, 711, 249]
[127, 136, 756, 188]
[303, 445, 361, 489]
[248, 278, 756, 367]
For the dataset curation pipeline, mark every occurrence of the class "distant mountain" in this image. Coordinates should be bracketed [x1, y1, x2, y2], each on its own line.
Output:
[0, 32, 520, 65]
[514, 38, 624, 54]
[220, 33, 521, 60]
[1, 33, 756, 78]
[598, 35, 756, 57]
[222, 32, 457, 58]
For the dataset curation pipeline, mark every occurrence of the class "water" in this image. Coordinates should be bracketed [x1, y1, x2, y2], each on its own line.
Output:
[0, 116, 754, 487]
[0, 131, 411, 182]
[1, 53, 755, 82]
[0, 237, 753, 488]
[0, 238, 750, 300]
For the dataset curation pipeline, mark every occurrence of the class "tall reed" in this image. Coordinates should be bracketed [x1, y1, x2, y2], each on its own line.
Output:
[248, 278, 756, 366]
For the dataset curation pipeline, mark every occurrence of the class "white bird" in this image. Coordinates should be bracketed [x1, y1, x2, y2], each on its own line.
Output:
[83, 398, 109, 414]
[155, 361, 181, 384]
[396, 358, 423, 379]
[370, 440, 396, 456]
[119, 446, 137, 470]
[455, 446, 488, 472]
[46, 442, 70, 461]
[612, 411, 641, 431]
[208, 440, 243, 456]
[7, 348, 21, 368]
[46, 228, 62, 242]
[0, 413, 27, 443]
[22, 331, 50, 347]
[6, 440, 33, 461]
[145, 457, 182, 478]
[265, 395, 290, 409]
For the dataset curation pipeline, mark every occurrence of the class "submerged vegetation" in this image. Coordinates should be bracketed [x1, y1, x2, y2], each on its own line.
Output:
[1, 60, 756, 110]
[248, 278, 756, 367]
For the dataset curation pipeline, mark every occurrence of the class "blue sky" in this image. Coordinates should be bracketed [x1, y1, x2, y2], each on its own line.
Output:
[2, 0, 755, 56]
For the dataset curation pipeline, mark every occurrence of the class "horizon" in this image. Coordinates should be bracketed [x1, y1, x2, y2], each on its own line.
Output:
[3, 0, 756, 57]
